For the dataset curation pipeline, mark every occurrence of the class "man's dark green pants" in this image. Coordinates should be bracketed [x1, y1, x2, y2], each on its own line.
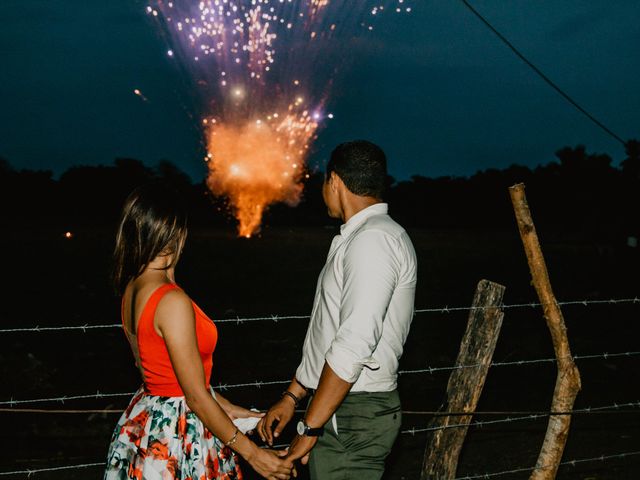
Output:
[308, 390, 401, 480]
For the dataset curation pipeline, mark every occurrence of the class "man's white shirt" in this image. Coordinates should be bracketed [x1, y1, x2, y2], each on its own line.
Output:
[295, 203, 417, 392]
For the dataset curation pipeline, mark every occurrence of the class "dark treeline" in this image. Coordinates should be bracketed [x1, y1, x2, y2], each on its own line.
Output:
[1, 141, 638, 239]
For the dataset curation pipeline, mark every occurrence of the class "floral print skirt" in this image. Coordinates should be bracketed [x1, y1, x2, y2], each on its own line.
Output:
[104, 387, 243, 480]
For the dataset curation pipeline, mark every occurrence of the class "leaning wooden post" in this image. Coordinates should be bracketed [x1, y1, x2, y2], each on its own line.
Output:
[421, 279, 506, 480]
[509, 183, 582, 480]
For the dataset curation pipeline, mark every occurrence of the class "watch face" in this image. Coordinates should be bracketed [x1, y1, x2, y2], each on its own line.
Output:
[296, 420, 306, 436]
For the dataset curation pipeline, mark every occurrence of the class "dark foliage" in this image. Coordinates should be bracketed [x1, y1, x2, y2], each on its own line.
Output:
[1, 141, 638, 238]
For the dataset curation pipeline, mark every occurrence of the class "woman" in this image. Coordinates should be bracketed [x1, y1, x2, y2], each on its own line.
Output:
[104, 183, 294, 480]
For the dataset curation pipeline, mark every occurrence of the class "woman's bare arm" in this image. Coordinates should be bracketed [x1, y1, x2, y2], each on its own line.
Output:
[155, 290, 292, 479]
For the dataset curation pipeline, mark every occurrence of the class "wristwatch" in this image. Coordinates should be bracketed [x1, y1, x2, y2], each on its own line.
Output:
[296, 419, 324, 437]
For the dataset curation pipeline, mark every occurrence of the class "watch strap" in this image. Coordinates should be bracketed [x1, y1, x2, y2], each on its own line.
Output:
[304, 425, 324, 436]
[299, 420, 324, 437]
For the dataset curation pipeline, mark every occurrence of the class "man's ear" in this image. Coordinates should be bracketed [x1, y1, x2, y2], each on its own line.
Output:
[330, 171, 342, 192]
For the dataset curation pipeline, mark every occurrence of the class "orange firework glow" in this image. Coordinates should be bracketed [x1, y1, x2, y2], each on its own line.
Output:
[206, 112, 318, 237]
[146, 1, 411, 236]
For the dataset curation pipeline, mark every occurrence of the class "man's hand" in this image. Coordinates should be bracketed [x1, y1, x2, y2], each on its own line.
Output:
[257, 396, 296, 445]
[244, 445, 296, 480]
[285, 434, 318, 466]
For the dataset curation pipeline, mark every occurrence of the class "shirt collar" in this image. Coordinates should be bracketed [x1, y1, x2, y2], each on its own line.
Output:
[340, 203, 388, 238]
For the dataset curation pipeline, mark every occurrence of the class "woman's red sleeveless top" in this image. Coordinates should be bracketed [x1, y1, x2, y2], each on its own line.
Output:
[122, 283, 218, 396]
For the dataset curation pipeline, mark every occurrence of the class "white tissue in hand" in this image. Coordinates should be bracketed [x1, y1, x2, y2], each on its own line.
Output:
[233, 411, 261, 434]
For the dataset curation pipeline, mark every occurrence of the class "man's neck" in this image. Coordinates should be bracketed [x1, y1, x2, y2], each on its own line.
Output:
[341, 197, 381, 223]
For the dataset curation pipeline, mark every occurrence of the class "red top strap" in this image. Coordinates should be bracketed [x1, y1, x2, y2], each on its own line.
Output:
[140, 283, 180, 327]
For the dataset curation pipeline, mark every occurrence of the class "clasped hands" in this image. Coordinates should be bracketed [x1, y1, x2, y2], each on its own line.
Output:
[257, 395, 318, 468]
[220, 397, 297, 479]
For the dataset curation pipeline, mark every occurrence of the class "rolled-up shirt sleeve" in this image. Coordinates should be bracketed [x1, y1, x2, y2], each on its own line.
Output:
[324, 230, 399, 383]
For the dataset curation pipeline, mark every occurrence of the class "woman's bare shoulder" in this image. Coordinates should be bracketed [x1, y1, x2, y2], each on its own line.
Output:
[155, 287, 195, 325]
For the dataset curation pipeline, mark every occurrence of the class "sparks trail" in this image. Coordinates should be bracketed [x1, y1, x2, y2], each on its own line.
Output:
[133, 88, 150, 102]
[146, 0, 412, 236]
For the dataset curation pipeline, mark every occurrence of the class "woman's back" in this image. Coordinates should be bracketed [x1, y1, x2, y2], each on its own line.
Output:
[121, 279, 218, 397]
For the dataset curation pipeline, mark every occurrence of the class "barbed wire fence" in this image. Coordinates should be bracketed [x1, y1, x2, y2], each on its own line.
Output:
[0, 296, 638, 477]
[2, 350, 639, 407]
[0, 297, 637, 333]
[4, 448, 639, 479]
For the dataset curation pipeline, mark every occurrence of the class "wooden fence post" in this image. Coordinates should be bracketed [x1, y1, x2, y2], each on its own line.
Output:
[421, 279, 506, 479]
[509, 183, 582, 480]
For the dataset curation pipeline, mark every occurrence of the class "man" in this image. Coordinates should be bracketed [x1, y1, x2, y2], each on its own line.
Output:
[257, 140, 417, 479]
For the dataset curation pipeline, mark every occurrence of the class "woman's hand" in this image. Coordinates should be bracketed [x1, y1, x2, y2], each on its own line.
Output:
[246, 447, 295, 479]
[214, 392, 264, 422]
[225, 403, 265, 421]
[225, 404, 264, 435]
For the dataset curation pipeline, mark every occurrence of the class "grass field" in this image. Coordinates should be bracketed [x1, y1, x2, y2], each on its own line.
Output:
[1, 224, 638, 478]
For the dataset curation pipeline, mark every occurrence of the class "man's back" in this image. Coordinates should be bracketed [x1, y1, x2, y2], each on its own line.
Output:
[297, 203, 417, 392]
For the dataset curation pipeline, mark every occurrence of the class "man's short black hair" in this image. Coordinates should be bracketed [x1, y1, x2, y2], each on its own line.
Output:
[326, 140, 387, 199]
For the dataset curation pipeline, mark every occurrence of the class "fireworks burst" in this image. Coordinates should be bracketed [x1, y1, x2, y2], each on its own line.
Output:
[147, 0, 411, 237]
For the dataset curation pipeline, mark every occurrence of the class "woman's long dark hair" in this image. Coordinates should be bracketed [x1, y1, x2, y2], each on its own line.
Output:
[113, 183, 188, 295]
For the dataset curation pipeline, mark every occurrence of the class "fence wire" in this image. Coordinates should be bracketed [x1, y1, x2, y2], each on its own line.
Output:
[453, 450, 640, 479]
[3, 405, 640, 416]
[0, 462, 103, 477]
[2, 350, 638, 407]
[0, 297, 637, 333]
[400, 401, 640, 435]
[2, 449, 639, 478]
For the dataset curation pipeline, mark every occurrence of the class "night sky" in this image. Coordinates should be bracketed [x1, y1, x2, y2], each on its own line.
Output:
[1, 0, 639, 181]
